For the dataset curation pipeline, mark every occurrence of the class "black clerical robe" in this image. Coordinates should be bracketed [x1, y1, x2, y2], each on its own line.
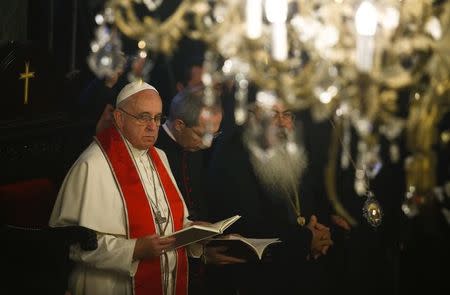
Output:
[155, 127, 213, 295]
[155, 127, 210, 220]
[205, 126, 313, 294]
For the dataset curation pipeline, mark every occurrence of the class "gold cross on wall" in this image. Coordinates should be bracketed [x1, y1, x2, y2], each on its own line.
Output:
[19, 61, 35, 105]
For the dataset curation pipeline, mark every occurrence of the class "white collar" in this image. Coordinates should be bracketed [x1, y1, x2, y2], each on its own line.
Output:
[162, 122, 177, 142]
[124, 138, 148, 158]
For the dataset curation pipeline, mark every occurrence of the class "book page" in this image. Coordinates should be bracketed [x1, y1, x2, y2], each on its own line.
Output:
[166, 226, 219, 250]
[165, 215, 241, 250]
[209, 235, 280, 260]
[239, 237, 281, 259]
[211, 215, 241, 232]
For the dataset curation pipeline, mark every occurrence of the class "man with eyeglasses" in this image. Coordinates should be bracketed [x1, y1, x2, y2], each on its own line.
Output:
[154, 87, 240, 295]
[204, 98, 333, 294]
[156, 87, 223, 219]
[50, 81, 206, 295]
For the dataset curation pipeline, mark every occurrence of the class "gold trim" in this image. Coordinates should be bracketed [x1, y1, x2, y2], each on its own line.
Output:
[110, 0, 194, 55]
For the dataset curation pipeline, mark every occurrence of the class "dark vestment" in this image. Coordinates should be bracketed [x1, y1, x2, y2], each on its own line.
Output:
[205, 127, 313, 294]
[299, 108, 404, 295]
[295, 111, 337, 295]
[155, 127, 211, 295]
[155, 127, 210, 220]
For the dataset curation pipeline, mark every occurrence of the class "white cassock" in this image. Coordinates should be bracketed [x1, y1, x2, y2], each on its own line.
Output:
[49, 140, 201, 295]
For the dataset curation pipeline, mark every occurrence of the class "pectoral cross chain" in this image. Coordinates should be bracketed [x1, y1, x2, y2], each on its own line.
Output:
[155, 210, 167, 225]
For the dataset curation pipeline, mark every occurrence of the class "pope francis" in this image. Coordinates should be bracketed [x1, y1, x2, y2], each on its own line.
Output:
[50, 81, 200, 295]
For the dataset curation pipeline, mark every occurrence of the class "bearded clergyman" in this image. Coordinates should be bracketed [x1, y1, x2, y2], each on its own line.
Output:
[203, 96, 333, 295]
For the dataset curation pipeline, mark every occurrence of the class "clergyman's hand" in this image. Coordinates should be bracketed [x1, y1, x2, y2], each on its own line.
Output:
[306, 215, 333, 259]
[314, 221, 332, 256]
[133, 234, 176, 260]
[202, 245, 246, 265]
[331, 214, 351, 231]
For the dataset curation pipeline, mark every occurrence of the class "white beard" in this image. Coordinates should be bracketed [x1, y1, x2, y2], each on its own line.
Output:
[244, 128, 308, 197]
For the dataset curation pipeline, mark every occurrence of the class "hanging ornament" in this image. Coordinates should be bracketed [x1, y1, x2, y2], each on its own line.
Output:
[379, 118, 405, 164]
[354, 168, 367, 196]
[234, 74, 250, 126]
[340, 116, 351, 169]
[389, 143, 400, 163]
[127, 44, 155, 83]
[142, 0, 164, 11]
[401, 186, 423, 218]
[87, 25, 125, 79]
[363, 191, 383, 227]
[297, 216, 306, 226]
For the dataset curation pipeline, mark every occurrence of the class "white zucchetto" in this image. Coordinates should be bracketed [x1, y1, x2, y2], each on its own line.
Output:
[116, 81, 158, 106]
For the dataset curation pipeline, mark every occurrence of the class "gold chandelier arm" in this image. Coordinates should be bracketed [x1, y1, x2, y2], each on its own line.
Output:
[110, 0, 193, 55]
[325, 118, 358, 227]
[405, 92, 442, 193]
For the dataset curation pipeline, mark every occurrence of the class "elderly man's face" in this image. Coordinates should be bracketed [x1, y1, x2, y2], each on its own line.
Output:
[114, 89, 163, 150]
[245, 101, 306, 198]
[271, 102, 295, 132]
[177, 108, 223, 152]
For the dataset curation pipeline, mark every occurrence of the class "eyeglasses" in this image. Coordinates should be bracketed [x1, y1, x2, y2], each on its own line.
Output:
[191, 128, 222, 140]
[272, 111, 295, 122]
[187, 125, 222, 140]
[119, 107, 166, 126]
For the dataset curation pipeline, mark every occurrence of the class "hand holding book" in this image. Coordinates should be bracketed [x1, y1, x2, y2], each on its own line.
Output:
[165, 215, 241, 250]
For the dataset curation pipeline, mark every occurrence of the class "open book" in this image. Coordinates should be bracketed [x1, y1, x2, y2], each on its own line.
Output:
[165, 215, 241, 250]
[208, 234, 281, 261]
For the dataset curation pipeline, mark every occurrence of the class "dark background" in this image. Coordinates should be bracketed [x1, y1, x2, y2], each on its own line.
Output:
[0, 0, 204, 184]
[0, 1, 449, 294]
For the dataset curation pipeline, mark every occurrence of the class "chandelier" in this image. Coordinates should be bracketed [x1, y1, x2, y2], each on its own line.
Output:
[87, 0, 450, 226]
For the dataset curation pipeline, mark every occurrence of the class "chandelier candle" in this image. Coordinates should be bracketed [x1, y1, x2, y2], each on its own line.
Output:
[265, 0, 288, 61]
[354, 1, 378, 72]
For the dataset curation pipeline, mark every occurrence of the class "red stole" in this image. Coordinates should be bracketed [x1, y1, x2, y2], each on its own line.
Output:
[95, 126, 188, 295]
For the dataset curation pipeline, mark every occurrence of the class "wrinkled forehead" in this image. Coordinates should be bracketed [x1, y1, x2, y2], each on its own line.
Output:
[271, 101, 289, 113]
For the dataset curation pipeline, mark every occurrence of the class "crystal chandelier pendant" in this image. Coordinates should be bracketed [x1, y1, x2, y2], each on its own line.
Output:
[87, 26, 125, 79]
[401, 186, 421, 218]
[363, 191, 383, 227]
[389, 143, 400, 163]
[340, 117, 351, 169]
[354, 167, 367, 196]
[142, 0, 163, 11]
[313, 63, 339, 105]
[127, 47, 154, 83]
